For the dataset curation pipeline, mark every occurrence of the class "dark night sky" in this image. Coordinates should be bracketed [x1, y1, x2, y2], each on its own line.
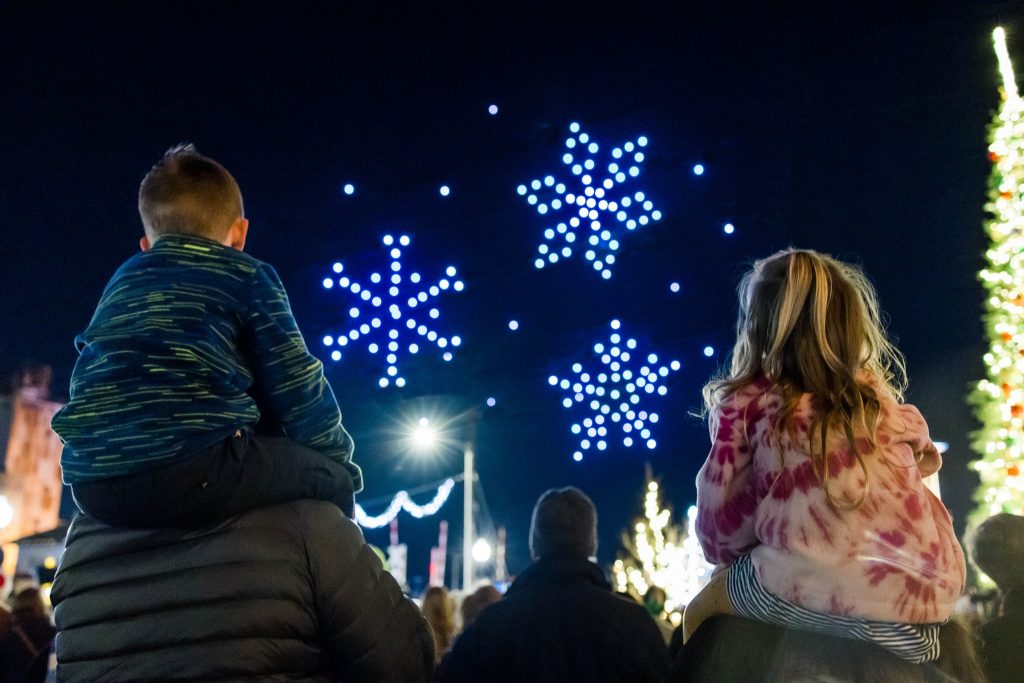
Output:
[2, 2, 1022, 586]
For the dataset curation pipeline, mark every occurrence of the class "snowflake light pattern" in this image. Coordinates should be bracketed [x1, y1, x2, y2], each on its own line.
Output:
[517, 122, 663, 279]
[322, 234, 464, 388]
[548, 320, 680, 461]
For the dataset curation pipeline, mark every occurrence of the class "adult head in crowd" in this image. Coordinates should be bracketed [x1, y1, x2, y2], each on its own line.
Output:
[422, 585, 455, 664]
[970, 512, 1024, 683]
[671, 614, 985, 682]
[11, 587, 56, 683]
[437, 486, 671, 683]
[51, 500, 434, 682]
[460, 585, 501, 629]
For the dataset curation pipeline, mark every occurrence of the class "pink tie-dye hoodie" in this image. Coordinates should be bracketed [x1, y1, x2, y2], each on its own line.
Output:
[696, 374, 966, 624]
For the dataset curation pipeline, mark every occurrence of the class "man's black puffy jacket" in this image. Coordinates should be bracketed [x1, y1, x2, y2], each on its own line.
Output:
[50, 500, 434, 682]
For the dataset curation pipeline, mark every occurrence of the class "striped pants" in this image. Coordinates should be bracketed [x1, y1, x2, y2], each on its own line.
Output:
[727, 554, 942, 663]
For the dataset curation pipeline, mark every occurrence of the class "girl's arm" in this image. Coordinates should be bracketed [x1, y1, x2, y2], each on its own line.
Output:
[695, 394, 759, 565]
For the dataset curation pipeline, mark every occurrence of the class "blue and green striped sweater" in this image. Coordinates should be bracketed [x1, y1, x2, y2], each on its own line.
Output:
[52, 234, 360, 489]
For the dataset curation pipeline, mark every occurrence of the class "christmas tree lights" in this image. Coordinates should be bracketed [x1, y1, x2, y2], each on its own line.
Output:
[613, 474, 714, 613]
[971, 27, 1024, 527]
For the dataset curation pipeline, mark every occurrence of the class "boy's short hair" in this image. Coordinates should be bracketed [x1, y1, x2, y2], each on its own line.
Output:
[529, 486, 598, 560]
[138, 143, 243, 241]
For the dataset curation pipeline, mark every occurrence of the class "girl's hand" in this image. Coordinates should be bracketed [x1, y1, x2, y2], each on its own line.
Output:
[916, 442, 942, 478]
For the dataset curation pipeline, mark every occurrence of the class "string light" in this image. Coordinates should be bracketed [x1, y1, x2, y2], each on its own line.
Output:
[518, 122, 662, 279]
[354, 479, 456, 528]
[343, 183, 355, 196]
[323, 234, 464, 388]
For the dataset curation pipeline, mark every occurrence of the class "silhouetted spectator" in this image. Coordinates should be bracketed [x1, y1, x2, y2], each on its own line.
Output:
[644, 585, 675, 644]
[422, 586, 455, 664]
[970, 512, 1024, 683]
[671, 614, 985, 682]
[437, 487, 670, 683]
[459, 585, 501, 629]
[0, 606, 36, 682]
[51, 500, 434, 682]
[11, 588, 55, 683]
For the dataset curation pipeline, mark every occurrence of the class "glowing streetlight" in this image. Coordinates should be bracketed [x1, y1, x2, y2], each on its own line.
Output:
[408, 415, 478, 591]
[472, 537, 492, 563]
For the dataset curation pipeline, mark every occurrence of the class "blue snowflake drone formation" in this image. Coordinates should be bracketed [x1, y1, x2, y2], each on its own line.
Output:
[321, 234, 464, 388]
[548, 320, 681, 461]
[517, 122, 662, 279]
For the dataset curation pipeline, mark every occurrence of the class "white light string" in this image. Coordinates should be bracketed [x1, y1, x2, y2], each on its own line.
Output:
[354, 478, 456, 529]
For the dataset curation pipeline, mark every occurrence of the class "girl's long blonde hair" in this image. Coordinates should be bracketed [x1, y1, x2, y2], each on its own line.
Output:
[703, 249, 907, 508]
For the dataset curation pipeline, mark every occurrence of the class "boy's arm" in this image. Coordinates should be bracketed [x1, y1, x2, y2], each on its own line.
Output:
[246, 263, 360, 489]
[695, 396, 759, 565]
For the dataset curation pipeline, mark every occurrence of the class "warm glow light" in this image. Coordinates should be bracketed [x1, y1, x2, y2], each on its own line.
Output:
[472, 537, 492, 563]
[971, 27, 1024, 532]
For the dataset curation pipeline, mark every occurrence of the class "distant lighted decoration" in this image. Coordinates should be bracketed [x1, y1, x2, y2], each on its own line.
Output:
[488, 104, 499, 115]
[323, 234, 465, 388]
[517, 122, 662, 279]
[614, 474, 714, 614]
[971, 26, 1024, 527]
[548, 319, 680, 461]
[343, 183, 355, 196]
[354, 479, 456, 529]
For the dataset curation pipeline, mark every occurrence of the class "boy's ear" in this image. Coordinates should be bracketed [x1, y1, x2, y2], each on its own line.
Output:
[139, 235, 153, 252]
[227, 217, 248, 251]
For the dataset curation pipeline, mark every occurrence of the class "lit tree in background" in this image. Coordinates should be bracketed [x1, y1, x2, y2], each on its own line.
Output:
[613, 469, 713, 618]
[972, 27, 1024, 526]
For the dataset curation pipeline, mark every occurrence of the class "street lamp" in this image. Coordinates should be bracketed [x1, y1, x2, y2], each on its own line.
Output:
[408, 416, 478, 591]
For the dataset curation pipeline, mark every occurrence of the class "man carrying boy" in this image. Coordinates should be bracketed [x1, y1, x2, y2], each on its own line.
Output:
[52, 143, 360, 528]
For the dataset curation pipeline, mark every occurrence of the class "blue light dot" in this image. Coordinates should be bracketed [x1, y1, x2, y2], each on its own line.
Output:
[534, 258, 545, 269]
[569, 122, 581, 133]
[670, 282, 681, 293]
[563, 153, 573, 164]
[693, 164, 705, 176]
[396, 377, 406, 388]
[723, 223, 735, 235]
[573, 452, 583, 462]
[652, 210, 663, 221]
[322, 278, 333, 289]
[488, 104, 498, 115]
[703, 346, 715, 357]
[399, 235, 411, 246]
[323, 335, 334, 346]
[383, 235, 394, 246]
[439, 185, 450, 196]
[331, 350, 342, 361]
[638, 136, 648, 147]
[544, 175, 555, 186]
[443, 351, 453, 362]
[508, 320, 519, 331]
[379, 378, 389, 388]
[343, 183, 355, 195]
[332, 262, 344, 273]
[451, 336, 462, 346]
[517, 185, 527, 195]
[486, 397, 496, 407]
[563, 398, 573, 408]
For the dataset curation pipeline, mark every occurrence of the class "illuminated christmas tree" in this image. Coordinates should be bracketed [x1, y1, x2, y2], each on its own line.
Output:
[971, 27, 1024, 527]
[613, 469, 713, 617]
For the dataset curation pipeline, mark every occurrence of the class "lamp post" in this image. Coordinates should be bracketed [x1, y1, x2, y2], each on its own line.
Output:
[462, 441, 474, 591]
[409, 414, 480, 591]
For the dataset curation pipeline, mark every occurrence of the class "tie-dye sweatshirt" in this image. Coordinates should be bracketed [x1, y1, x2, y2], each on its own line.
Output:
[696, 374, 965, 624]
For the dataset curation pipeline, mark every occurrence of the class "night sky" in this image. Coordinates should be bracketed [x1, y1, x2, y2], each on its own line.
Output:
[3, 2, 1022, 587]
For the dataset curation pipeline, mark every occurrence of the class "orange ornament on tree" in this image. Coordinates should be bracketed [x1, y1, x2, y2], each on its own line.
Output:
[1013, 404, 1024, 418]
[1008, 465, 1020, 477]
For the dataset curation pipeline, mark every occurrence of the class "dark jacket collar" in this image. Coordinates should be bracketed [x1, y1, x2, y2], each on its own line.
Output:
[507, 555, 611, 595]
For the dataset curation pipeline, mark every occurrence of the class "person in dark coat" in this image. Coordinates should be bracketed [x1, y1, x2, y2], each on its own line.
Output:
[10, 588, 56, 683]
[970, 512, 1024, 683]
[436, 486, 671, 683]
[50, 499, 434, 682]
